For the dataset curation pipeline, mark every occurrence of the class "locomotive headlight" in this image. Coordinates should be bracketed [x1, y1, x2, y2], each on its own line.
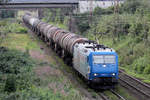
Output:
[112, 73, 115, 76]
[94, 73, 98, 76]
[103, 64, 106, 67]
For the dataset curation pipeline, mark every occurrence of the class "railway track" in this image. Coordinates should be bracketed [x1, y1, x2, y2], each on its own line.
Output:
[110, 89, 127, 100]
[98, 90, 127, 100]
[98, 93, 110, 100]
[119, 70, 150, 100]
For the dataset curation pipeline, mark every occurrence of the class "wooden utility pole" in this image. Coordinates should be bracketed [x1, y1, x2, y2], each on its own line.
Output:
[69, 6, 73, 32]
[114, 0, 119, 14]
[89, 0, 93, 25]
[113, 0, 120, 42]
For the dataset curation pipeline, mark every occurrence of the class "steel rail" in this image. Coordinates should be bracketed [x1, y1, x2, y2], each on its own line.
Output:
[119, 70, 150, 99]
[119, 78, 150, 98]
[119, 70, 150, 89]
[110, 89, 127, 100]
[98, 93, 110, 100]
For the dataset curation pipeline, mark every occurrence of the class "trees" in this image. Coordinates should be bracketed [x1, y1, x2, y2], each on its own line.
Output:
[121, 0, 141, 14]
[120, 0, 150, 14]
[0, 20, 9, 45]
[0, 0, 15, 18]
[0, 10, 15, 18]
[93, 7, 114, 16]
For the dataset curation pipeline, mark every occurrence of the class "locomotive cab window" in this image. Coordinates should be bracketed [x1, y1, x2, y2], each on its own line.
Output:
[93, 55, 116, 64]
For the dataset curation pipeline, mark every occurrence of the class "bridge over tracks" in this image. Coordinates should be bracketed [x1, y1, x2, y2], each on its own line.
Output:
[0, 0, 78, 9]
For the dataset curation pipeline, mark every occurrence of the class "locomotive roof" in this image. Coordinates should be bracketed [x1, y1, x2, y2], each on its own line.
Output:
[75, 43, 115, 55]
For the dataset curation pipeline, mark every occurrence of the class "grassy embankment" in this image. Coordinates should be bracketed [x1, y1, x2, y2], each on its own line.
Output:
[0, 19, 86, 100]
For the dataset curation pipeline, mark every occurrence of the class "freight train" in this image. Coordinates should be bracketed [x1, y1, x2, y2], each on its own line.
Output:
[22, 14, 118, 89]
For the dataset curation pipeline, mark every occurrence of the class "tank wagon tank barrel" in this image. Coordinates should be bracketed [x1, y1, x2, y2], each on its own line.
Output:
[23, 14, 119, 89]
[22, 14, 88, 57]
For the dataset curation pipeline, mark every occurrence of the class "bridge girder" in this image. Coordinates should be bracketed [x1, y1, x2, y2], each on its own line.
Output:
[0, 3, 78, 9]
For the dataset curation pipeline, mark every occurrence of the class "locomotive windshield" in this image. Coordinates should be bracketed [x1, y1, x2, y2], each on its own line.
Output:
[93, 55, 116, 64]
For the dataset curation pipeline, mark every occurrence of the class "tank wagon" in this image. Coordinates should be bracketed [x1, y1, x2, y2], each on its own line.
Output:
[23, 14, 118, 89]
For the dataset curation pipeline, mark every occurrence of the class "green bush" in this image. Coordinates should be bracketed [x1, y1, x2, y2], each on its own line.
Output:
[0, 86, 84, 100]
[16, 27, 28, 33]
[4, 75, 16, 93]
[0, 47, 34, 74]
[76, 16, 90, 33]
[16, 72, 33, 90]
[93, 7, 114, 15]
[8, 23, 28, 33]
[144, 65, 150, 74]
[0, 47, 36, 98]
[120, 0, 150, 14]
[0, 20, 8, 27]
[0, 21, 28, 34]
[132, 56, 150, 74]
[121, 0, 142, 14]
[0, 10, 15, 18]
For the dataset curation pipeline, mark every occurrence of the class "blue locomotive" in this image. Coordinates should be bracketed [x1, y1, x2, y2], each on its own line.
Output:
[23, 14, 118, 89]
[73, 42, 118, 88]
